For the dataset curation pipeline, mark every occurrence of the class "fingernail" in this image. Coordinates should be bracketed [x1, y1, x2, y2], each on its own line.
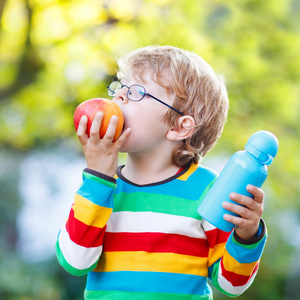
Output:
[223, 214, 230, 221]
[230, 192, 237, 199]
[222, 201, 229, 208]
[247, 185, 254, 191]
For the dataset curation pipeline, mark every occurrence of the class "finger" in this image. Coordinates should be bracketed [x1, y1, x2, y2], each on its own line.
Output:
[222, 195, 251, 218]
[90, 112, 104, 142]
[223, 201, 254, 220]
[102, 115, 119, 143]
[77, 115, 89, 145]
[223, 213, 257, 230]
[247, 185, 265, 203]
[229, 192, 252, 207]
[223, 213, 245, 227]
[229, 191, 262, 210]
[229, 191, 262, 214]
[113, 128, 132, 149]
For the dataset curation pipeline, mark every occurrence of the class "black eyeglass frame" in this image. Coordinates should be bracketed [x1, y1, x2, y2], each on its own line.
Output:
[107, 81, 183, 116]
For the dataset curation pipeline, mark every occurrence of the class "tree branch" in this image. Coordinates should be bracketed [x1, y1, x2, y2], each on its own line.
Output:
[0, 0, 7, 27]
[0, 0, 42, 101]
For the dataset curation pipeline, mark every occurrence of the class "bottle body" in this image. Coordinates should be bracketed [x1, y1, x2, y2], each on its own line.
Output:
[198, 150, 268, 232]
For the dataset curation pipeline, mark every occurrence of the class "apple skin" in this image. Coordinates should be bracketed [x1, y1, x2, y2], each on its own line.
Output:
[73, 98, 124, 141]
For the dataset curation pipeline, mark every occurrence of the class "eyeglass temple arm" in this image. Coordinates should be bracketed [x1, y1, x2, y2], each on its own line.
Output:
[147, 93, 183, 116]
[107, 83, 183, 116]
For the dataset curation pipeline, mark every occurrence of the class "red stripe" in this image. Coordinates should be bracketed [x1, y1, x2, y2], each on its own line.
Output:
[103, 232, 209, 257]
[220, 259, 259, 286]
[205, 228, 231, 249]
[176, 167, 185, 174]
[66, 208, 106, 247]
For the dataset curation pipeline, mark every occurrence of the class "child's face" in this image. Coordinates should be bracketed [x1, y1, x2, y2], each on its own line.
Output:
[113, 70, 175, 154]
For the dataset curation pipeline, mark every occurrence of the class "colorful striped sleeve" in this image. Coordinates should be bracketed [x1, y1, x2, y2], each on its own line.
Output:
[204, 219, 267, 296]
[55, 169, 116, 276]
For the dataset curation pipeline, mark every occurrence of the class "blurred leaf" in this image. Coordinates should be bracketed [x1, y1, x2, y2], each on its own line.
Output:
[0, 0, 299, 298]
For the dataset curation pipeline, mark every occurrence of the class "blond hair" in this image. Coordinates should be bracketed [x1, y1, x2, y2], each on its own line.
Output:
[117, 45, 229, 167]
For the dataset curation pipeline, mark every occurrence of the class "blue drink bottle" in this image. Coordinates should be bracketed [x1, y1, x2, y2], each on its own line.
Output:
[197, 130, 279, 232]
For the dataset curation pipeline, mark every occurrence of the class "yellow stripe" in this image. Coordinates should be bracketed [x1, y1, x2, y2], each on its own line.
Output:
[222, 251, 257, 276]
[74, 194, 113, 228]
[177, 164, 199, 181]
[94, 251, 208, 277]
[208, 242, 226, 267]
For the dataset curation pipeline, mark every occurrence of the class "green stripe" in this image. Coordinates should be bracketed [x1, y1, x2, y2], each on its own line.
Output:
[232, 220, 266, 249]
[211, 280, 235, 297]
[83, 171, 116, 189]
[113, 192, 202, 219]
[200, 178, 216, 200]
[55, 240, 98, 276]
[209, 262, 234, 297]
[232, 234, 262, 250]
[84, 290, 212, 300]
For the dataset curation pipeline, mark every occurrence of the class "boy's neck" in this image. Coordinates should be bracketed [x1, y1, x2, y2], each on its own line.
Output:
[121, 154, 180, 185]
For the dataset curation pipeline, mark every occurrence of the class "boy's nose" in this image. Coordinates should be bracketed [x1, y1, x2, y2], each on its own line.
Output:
[114, 88, 129, 104]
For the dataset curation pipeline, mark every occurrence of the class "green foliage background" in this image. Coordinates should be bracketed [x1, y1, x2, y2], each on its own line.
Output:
[0, 0, 299, 299]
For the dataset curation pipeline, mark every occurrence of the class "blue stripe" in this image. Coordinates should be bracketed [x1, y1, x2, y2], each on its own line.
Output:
[77, 176, 114, 208]
[226, 232, 267, 263]
[86, 271, 211, 296]
[116, 166, 217, 201]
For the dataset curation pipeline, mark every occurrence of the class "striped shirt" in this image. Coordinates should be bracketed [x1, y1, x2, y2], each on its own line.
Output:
[56, 163, 267, 299]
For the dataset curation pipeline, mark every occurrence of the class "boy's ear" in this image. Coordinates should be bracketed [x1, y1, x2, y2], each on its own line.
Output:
[166, 116, 196, 141]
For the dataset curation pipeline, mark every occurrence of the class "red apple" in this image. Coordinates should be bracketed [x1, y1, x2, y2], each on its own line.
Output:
[73, 98, 124, 141]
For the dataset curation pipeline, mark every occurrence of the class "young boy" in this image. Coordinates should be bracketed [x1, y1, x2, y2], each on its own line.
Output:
[56, 46, 267, 299]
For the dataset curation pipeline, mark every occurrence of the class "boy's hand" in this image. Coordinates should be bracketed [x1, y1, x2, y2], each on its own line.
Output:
[77, 112, 131, 177]
[222, 185, 264, 241]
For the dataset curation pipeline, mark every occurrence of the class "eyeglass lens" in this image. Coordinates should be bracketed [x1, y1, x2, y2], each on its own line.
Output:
[128, 85, 145, 101]
[108, 82, 146, 101]
[108, 81, 121, 97]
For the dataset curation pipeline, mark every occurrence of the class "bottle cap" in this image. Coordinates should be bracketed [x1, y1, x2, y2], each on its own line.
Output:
[245, 131, 279, 165]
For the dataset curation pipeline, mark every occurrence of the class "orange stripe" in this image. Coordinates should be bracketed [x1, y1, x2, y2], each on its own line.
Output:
[222, 250, 258, 276]
[177, 164, 198, 181]
[66, 207, 106, 247]
[220, 261, 259, 286]
[74, 194, 112, 227]
[208, 242, 226, 267]
[94, 251, 208, 277]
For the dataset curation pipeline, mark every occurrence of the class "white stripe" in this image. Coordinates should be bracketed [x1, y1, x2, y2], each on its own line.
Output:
[59, 224, 102, 270]
[106, 211, 207, 239]
[201, 219, 217, 232]
[217, 264, 257, 295]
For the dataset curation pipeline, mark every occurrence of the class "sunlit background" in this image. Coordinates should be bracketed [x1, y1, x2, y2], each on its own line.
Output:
[0, 0, 299, 299]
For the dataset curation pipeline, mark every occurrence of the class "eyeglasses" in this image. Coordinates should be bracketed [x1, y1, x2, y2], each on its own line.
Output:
[107, 81, 183, 116]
